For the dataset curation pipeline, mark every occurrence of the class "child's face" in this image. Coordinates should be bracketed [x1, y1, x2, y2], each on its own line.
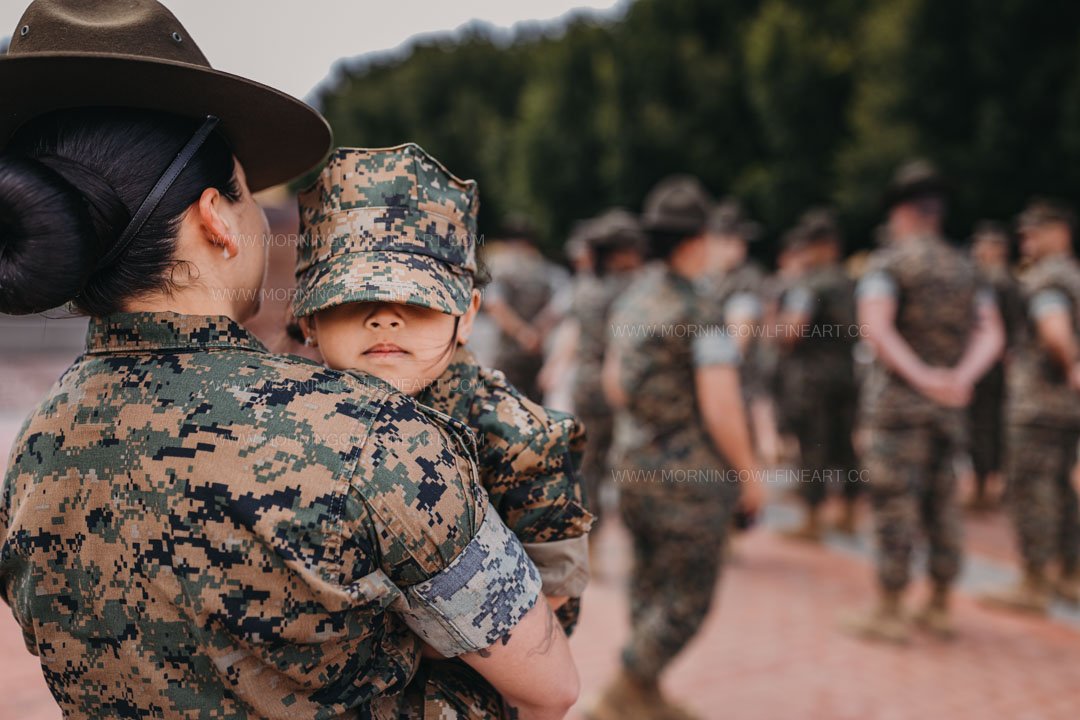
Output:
[304, 291, 480, 396]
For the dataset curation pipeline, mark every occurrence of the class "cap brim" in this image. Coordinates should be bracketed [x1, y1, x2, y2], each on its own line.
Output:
[294, 250, 473, 318]
[0, 53, 332, 192]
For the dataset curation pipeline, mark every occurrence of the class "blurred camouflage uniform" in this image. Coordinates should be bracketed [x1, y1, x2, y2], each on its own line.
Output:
[0, 312, 541, 719]
[858, 236, 983, 593]
[569, 210, 647, 527]
[969, 231, 1022, 488]
[291, 144, 592, 719]
[701, 202, 767, 405]
[782, 220, 859, 512]
[1004, 226, 1080, 581]
[608, 178, 742, 686]
[487, 220, 569, 402]
[408, 346, 593, 718]
[762, 249, 806, 438]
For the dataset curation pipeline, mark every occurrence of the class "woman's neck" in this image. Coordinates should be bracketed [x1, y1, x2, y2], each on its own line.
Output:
[124, 287, 252, 322]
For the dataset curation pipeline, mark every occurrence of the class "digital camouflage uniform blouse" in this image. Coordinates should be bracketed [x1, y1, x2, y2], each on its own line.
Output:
[1007, 254, 1080, 429]
[403, 346, 593, 719]
[608, 264, 742, 499]
[0, 312, 542, 720]
[856, 234, 985, 430]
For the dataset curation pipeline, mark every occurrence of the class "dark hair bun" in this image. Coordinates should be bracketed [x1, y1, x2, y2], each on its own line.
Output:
[0, 154, 99, 315]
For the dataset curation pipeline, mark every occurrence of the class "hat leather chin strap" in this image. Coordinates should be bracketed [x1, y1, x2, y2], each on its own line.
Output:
[96, 115, 220, 270]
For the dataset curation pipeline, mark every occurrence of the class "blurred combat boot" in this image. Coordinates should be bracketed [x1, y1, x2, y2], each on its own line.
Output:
[833, 499, 858, 536]
[1054, 567, 1080, 605]
[978, 566, 1051, 615]
[841, 591, 911, 644]
[585, 669, 656, 720]
[912, 584, 956, 640]
[782, 505, 823, 543]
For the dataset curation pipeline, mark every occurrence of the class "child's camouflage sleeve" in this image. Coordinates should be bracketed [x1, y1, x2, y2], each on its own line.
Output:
[341, 393, 542, 657]
[490, 404, 594, 599]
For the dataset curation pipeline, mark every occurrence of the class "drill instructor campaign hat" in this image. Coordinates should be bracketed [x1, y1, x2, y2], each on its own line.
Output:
[881, 159, 948, 213]
[708, 197, 763, 243]
[0, 0, 331, 192]
[641, 174, 712, 235]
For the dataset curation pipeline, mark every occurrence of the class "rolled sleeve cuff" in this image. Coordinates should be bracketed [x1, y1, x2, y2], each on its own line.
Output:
[522, 535, 591, 597]
[855, 270, 897, 301]
[1029, 288, 1070, 320]
[724, 292, 763, 321]
[692, 332, 740, 367]
[398, 505, 542, 657]
[974, 287, 997, 310]
[781, 286, 814, 316]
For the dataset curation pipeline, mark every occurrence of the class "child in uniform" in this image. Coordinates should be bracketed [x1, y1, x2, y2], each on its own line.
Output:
[291, 144, 593, 718]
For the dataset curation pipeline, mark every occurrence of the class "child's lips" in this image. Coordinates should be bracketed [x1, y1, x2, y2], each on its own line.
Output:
[364, 343, 407, 356]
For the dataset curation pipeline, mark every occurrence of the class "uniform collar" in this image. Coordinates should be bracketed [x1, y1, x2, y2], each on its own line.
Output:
[85, 311, 268, 355]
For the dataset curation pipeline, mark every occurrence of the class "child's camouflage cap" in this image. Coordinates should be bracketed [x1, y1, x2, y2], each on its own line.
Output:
[293, 144, 479, 317]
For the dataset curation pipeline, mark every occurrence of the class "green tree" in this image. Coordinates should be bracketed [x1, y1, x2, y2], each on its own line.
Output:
[310, 0, 1080, 257]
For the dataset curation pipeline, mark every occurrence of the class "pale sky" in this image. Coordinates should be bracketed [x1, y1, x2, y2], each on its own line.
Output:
[0, 1, 623, 102]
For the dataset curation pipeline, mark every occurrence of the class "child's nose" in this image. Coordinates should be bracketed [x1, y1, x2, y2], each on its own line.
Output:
[365, 305, 404, 330]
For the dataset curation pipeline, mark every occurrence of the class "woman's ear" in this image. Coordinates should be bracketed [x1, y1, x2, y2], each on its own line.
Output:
[456, 289, 483, 345]
[197, 186, 240, 259]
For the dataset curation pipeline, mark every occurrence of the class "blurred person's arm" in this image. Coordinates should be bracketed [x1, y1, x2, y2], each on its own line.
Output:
[723, 291, 762, 356]
[776, 285, 813, 350]
[602, 345, 628, 410]
[953, 291, 1006, 387]
[1031, 290, 1077, 372]
[486, 294, 542, 354]
[693, 333, 765, 516]
[534, 278, 574, 338]
[539, 319, 579, 395]
[1026, 289, 1080, 392]
[857, 271, 968, 407]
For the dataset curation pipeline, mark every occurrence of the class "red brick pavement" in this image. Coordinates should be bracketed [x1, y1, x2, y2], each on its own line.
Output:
[570, 522, 1080, 720]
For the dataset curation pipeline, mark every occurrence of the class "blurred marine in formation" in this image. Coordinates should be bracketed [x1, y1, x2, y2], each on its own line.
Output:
[981, 200, 1080, 613]
[777, 210, 860, 541]
[762, 228, 814, 464]
[567, 210, 647, 533]
[702, 200, 770, 450]
[485, 215, 569, 402]
[590, 176, 764, 720]
[845, 161, 1005, 643]
[966, 221, 1021, 510]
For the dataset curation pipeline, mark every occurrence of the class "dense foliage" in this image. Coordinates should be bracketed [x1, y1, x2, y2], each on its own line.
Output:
[310, 0, 1080, 260]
